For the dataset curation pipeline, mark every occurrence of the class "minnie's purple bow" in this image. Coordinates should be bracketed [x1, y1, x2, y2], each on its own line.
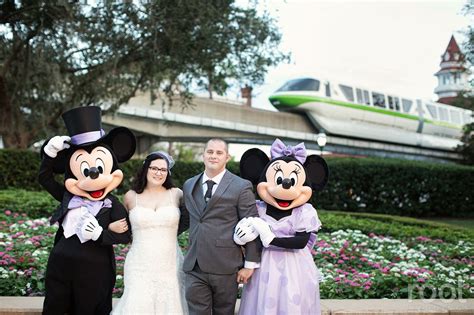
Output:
[270, 138, 307, 164]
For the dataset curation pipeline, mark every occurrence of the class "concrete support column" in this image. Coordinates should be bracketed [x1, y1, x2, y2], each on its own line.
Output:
[135, 135, 157, 157]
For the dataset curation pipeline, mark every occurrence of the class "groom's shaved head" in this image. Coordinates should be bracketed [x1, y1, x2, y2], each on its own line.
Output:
[205, 138, 228, 153]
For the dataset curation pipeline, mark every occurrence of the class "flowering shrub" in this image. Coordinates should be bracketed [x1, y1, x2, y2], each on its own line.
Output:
[316, 230, 473, 299]
[0, 211, 56, 296]
[1, 210, 472, 299]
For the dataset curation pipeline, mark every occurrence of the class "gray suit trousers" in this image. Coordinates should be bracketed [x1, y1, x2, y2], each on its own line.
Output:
[185, 263, 238, 315]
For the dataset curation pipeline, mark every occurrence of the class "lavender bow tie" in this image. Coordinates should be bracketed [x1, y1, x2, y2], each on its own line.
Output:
[270, 138, 307, 164]
[68, 196, 112, 216]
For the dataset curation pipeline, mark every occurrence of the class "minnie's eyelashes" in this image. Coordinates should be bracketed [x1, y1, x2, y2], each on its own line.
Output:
[272, 163, 282, 172]
[293, 165, 302, 174]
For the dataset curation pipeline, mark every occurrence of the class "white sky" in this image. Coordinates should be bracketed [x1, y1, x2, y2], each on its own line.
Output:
[239, 0, 472, 111]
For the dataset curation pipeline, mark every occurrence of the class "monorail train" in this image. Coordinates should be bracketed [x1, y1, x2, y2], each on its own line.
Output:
[268, 77, 472, 151]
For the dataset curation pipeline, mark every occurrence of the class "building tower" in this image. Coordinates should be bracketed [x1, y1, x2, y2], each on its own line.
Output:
[434, 35, 471, 105]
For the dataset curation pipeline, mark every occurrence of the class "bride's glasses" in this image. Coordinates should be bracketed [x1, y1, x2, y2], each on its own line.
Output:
[148, 166, 168, 174]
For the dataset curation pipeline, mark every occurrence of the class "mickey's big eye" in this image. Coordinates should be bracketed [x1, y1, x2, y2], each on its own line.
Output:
[80, 161, 90, 177]
[95, 158, 105, 174]
[275, 170, 283, 185]
[289, 172, 298, 186]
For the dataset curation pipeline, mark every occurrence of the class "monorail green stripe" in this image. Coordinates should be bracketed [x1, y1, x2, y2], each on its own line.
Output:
[269, 95, 462, 129]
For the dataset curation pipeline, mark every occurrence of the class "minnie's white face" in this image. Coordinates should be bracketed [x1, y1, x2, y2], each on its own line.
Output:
[257, 160, 312, 210]
[65, 146, 123, 200]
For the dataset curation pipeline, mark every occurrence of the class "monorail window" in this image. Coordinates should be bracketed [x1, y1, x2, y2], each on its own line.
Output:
[339, 84, 354, 102]
[277, 78, 320, 92]
[438, 107, 449, 121]
[426, 104, 438, 119]
[450, 110, 461, 124]
[356, 88, 363, 103]
[325, 82, 331, 97]
[372, 92, 386, 108]
[356, 88, 371, 105]
[388, 96, 400, 111]
[401, 99, 413, 113]
[363, 90, 370, 105]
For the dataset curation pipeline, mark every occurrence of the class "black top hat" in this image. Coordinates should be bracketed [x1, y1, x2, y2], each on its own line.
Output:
[42, 106, 136, 174]
[61, 106, 136, 161]
[62, 106, 105, 147]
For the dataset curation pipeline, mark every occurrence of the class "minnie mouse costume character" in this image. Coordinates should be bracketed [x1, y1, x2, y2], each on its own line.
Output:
[234, 138, 329, 315]
[38, 106, 136, 315]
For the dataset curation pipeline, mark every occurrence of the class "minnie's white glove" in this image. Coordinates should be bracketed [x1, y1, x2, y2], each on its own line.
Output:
[44, 136, 71, 158]
[78, 213, 103, 241]
[233, 217, 259, 245]
[250, 217, 275, 248]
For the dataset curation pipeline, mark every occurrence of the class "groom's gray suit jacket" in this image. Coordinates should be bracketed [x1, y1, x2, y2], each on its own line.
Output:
[182, 170, 261, 274]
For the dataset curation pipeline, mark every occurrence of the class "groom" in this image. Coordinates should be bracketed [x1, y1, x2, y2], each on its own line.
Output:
[182, 138, 261, 315]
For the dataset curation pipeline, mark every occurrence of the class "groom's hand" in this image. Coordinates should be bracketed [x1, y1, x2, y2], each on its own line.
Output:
[237, 268, 254, 284]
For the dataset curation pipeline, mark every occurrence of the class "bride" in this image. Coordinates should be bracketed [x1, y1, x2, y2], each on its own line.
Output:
[111, 151, 189, 314]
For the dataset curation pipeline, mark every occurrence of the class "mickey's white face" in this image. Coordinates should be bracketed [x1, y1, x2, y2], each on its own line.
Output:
[65, 146, 123, 200]
[257, 160, 312, 210]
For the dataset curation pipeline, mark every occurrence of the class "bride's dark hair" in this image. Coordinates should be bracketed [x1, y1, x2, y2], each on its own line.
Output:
[131, 153, 175, 194]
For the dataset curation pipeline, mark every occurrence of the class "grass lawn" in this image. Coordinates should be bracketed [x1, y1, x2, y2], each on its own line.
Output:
[425, 217, 474, 230]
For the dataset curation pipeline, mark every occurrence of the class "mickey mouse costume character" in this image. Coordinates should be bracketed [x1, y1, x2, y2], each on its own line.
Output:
[233, 138, 329, 315]
[38, 106, 135, 315]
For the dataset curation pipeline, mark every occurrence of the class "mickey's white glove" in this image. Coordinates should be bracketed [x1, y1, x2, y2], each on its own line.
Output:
[78, 213, 103, 241]
[233, 217, 259, 245]
[44, 136, 71, 158]
[250, 217, 275, 248]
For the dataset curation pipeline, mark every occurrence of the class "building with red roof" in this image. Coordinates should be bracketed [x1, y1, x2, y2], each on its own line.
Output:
[434, 35, 471, 105]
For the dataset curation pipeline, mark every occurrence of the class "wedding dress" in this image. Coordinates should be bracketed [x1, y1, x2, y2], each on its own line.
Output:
[112, 190, 188, 314]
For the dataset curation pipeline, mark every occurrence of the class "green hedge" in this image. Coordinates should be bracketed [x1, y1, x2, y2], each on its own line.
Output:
[318, 210, 474, 243]
[1, 150, 473, 217]
[314, 158, 474, 217]
[0, 150, 43, 191]
[0, 189, 58, 218]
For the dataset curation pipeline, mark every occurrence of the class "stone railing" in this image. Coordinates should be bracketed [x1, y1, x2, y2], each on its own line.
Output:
[0, 297, 473, 315]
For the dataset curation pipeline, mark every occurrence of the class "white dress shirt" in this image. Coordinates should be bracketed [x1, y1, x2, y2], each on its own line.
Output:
[202, 169, 227, 197]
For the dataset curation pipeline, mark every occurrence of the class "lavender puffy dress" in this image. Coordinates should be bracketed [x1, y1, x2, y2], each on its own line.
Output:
[239, 201, 322, 315]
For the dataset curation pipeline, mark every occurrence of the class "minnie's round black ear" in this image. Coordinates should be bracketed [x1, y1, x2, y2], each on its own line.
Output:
[240, 148, 269, 184]
[304, 155, 329, 191]
[103, 127, 136, 163]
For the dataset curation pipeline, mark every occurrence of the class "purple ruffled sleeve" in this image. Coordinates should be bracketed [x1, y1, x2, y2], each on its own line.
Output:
[294, 203, 321, 233]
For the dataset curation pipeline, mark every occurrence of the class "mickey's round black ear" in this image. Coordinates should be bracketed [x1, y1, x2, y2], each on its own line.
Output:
[104, 127, 136, 163]
[304, 155, 329, 191]
[240, 148, 269, 185]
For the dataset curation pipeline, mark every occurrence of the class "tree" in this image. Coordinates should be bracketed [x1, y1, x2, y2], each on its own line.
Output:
[456, 2, 474, 165]
[0, 1, 288, 148]
[455, 91, 474, 165]
[188, 2, 289, 98]
[457, 120, 474, 165]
